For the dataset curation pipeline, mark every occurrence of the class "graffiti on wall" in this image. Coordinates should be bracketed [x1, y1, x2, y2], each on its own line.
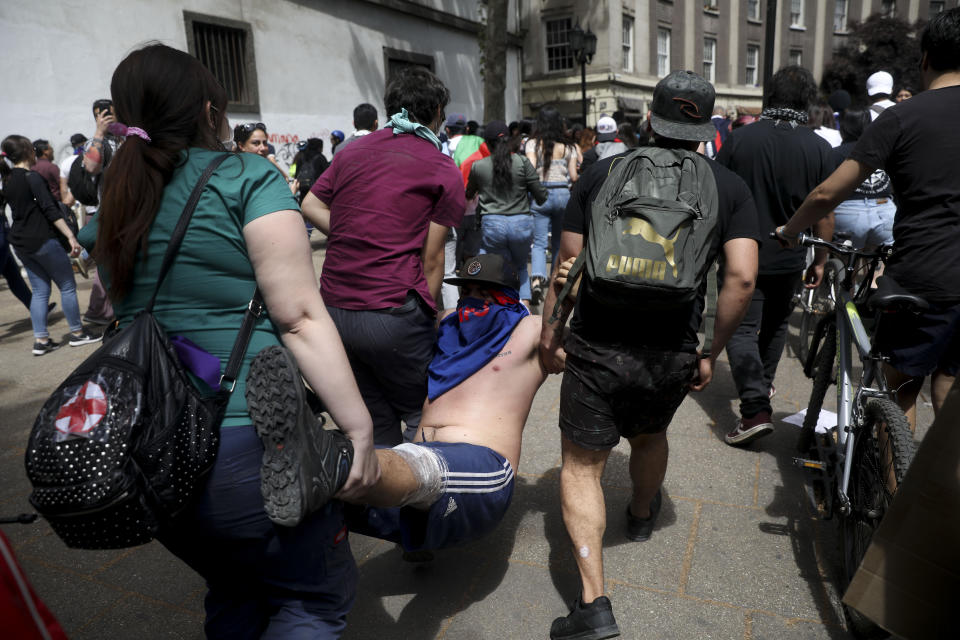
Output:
[268, 131, 335, 170]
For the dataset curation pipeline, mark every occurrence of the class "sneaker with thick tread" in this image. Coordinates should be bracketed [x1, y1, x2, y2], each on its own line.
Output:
[550, 595, 620, 640]
[246, 345, 353, 527]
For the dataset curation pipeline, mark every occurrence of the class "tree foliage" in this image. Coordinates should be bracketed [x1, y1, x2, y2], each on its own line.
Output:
[821, 15, 925, 104]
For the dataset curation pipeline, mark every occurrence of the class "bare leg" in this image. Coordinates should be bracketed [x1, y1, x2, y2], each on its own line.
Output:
[931, 369, 955, 415]
[627, 431, 668, 518]
[884, 363, 923, 434]
[559, 434, 611, 603]
[359, 450, 419, 508]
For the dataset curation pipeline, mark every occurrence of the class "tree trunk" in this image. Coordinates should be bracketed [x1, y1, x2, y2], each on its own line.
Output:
[483, 0, 508, 123]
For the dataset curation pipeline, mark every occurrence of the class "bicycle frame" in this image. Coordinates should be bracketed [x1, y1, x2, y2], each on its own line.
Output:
[807, 239, 892, 517]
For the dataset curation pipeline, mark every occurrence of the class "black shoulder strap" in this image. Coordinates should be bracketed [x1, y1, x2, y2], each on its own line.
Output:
[146, 154, 230, 311]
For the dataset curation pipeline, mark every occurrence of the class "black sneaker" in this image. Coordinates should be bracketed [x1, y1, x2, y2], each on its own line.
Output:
[550, 595, 620, 640]
[626, 489, 662, 542]
[530, 276, 545, 306]
[69, 330, 102, 347]
[246, 345, 354, 527]
[32, 339, 61, 356]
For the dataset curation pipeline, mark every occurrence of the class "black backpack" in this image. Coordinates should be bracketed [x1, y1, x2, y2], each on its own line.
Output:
[295, 153, 329, 200]
[553, 147, 719, 316]
[67, 143, 111, 206]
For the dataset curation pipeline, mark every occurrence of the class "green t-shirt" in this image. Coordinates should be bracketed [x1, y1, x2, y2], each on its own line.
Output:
[78, 149, 299, 427]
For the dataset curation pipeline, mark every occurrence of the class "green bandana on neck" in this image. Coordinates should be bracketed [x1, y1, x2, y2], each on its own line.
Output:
[386, 108, 442, 151]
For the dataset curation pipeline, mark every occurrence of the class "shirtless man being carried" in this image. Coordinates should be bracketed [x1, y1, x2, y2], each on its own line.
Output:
[248, 254, 554, 551]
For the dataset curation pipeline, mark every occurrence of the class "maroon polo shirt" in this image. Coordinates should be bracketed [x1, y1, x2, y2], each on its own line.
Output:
[311, 127, 465, 311]
[33, 158, 61, 201]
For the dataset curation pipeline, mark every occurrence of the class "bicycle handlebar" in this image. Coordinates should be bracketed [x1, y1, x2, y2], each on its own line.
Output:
[768, 231, 891, 261]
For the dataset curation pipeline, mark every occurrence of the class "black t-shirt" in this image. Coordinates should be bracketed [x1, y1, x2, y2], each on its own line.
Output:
[4, 168, 62, 254]
[834, 142, 892, 199]
[564, 150, 760, 352]
[716, 119, 838, 274]
[851, 85, 960, 303]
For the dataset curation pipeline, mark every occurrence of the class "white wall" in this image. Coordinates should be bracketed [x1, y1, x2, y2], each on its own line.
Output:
[0, 0, 515, 167]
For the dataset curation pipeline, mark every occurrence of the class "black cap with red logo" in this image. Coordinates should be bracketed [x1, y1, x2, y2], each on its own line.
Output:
[649, 70, 717, 143]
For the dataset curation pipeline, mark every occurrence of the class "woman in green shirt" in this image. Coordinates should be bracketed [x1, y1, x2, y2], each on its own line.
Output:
[80, 44, 378, 638]
[466, 120, 548, 306]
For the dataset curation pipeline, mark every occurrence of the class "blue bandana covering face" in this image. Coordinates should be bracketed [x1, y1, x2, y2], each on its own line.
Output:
[427, 288, 529, 400]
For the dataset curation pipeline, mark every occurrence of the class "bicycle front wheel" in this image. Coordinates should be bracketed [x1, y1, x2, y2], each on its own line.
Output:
[798, 325, 836, 454]
[839, 398, 917, 638]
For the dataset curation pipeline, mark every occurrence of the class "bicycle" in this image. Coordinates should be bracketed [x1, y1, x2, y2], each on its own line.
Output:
[789, 234, 922, 639]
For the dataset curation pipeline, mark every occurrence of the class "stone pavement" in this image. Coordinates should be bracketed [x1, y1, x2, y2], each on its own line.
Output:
[0, 248, 932, 639]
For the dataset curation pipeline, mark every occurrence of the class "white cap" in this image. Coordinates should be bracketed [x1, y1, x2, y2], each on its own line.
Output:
[866, 71, 894, 97]
[596, 116, 617, 134]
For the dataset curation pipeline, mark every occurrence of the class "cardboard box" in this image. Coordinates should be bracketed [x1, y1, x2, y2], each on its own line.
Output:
[842, 380, 960, 639]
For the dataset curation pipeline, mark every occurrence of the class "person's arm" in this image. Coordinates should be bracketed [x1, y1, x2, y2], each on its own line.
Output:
[781, 159, 872, 240]
[538, 230, 582, 374]
[567, 145, 579, 183]
[690, 237, 758, 391]
[244, 209, 379, 498]
[27, 174, 81, 255]
[523, 157, 548, 205]
[465, 165, 479, 200]
[300, 192, 331, 236]
[59, 176, 75, 207]
[83, 110, 115, 174]
[421, 221, 448, 307]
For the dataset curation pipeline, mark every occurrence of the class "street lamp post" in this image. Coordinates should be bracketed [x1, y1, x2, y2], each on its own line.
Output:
[569, 24, 597, 125]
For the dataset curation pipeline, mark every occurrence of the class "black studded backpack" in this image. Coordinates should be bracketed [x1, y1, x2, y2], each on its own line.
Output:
[24, 154, 262, 549]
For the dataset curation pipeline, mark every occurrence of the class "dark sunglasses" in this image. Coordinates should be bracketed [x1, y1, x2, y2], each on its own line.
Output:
[237, 122, 266, 133]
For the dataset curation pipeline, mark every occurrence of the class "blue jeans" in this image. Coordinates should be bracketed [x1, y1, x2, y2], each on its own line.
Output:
[17, 238, 82, 338]
[157, 426, 356, 639]
[529, 184, 570, 280]
[833, 197, 896, 248]
[479, 214, 534, 300]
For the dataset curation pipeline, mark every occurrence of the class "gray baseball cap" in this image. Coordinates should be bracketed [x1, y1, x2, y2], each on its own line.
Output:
[649, 70, 718, 143]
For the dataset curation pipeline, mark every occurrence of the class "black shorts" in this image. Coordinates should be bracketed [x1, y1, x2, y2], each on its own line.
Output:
[559, 332, 697, 450]
[874, 301, 960, 377]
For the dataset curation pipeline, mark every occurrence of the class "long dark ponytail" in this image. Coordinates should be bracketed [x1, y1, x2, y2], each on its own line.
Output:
[491, 135, 521, 193]
[533, 105, 566, 180]
[96, 43, 228, 301]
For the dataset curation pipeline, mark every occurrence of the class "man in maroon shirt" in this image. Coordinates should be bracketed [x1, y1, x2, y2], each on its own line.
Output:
[31, 140, 70, 205]
[302, 66, 465, 446]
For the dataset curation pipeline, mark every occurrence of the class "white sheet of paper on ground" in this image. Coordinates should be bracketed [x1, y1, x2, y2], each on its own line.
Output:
[781, 409, 837, 434]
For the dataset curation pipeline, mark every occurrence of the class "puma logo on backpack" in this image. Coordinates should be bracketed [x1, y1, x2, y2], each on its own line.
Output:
[551, 146, 719, 321]
[621, 218, 681, 277]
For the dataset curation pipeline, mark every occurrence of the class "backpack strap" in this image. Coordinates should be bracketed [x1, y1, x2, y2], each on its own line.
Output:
[700, 263, 718, 358]
[146, 153, 230, 312]
[548, 251, 585, 325]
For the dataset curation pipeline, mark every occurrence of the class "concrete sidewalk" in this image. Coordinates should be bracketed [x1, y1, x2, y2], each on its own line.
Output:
[0, 257, 932, 639]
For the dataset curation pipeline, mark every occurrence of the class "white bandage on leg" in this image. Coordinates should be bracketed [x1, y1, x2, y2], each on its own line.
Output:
[392, 443, 447, 509]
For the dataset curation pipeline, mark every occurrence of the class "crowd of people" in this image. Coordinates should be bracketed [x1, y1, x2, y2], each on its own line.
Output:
[2, 7, 958, 639]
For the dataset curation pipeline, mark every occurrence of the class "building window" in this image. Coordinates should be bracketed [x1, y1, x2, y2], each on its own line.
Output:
[622, 15, 634, 72]
[746, 44, 760, 86]
[545, 18, 574, 72]
[881, 1, 896, 17]
[383, 48, 435, 87]
[704, 0, 719, 10]
[790, 0, 804, 27]
[184, 12, 259, 112]
[789, 49, 803, 66]
[834, 0, 849, 32]
[746, 0, 761, 21]
[930, 1, 944, 14]
[703, 38, 717, 83]
[657, 28, 671, 78]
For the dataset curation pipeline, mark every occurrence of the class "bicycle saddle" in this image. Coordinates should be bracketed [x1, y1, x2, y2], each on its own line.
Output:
[868, 276, 930, 313]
